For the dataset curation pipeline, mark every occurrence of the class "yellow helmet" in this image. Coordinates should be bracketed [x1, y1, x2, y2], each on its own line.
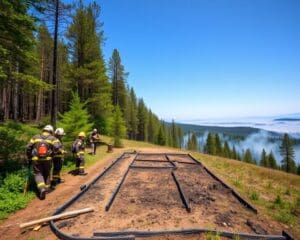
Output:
[78, 131, 86, 137]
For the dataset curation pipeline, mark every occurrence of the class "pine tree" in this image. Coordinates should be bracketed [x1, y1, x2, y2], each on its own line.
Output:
[127, 87, 138, 139]
[187, 132, 198, 151]
[268, 151, 277, 169]
[108, 49, 127, 111]
[215, 133, 222, 156]
[165, 125, 172, 147]
[177, 126, 184, 149]
[222, 141, 231, 158]
[67, 0, 112, 129]
[260, 149, 269, 167]
[156, 125, 166, 146]
[137, 98, 148, 141]
[243, 148, 253, 164]
[108, 105, 126, 147]
[236, 152, 242, 161]
[171, 120, 179, 148]
[0, 0, 36, 80]
[35, 23, 54, 122]
[232, 146, 237, 160]
[0, 0, 50, 121]
[147, 110, 155, 143]
[297, 164, 300, 175]
[57, 92, 93, 141]
[279, 133, 297, 173]
[205, 132, 216, 155]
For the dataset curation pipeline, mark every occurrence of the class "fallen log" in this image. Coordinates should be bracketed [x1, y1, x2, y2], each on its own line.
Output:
[19, 207, 94, 229]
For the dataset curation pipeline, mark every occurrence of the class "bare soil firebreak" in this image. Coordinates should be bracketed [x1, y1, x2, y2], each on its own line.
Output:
[50, 153, 293, 240]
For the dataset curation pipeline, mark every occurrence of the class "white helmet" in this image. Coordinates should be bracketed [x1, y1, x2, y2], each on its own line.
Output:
[93, 128, 97, 133]
[55, 128, 65, 136]
[43, 125, 54, 133]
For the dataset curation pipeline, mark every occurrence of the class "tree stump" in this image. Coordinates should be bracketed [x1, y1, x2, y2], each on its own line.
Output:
[107, 144, 113, 153]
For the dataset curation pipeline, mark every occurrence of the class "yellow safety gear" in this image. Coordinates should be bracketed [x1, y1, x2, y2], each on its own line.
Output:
[37, 182, 45, 188]
[78, 132, 86, 137]
[32, 156, 52, 161]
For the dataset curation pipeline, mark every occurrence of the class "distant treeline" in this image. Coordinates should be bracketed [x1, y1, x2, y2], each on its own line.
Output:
[0, 1, 184, 147]
[186, 132, 300, 175]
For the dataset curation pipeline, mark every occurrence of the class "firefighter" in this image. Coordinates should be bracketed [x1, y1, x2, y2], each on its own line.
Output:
[52, 128, 66, 186]
[89, 128, 100, 155]
[26, 125, 60, 200]
[72, 132, 87, 175]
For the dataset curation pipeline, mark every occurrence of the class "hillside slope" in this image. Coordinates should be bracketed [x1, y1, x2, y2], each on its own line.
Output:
[192, 151, 300, 237]
[0, 137, 299, 239]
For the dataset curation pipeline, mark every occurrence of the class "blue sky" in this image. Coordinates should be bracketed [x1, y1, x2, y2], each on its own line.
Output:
[83, 0, 300, 121]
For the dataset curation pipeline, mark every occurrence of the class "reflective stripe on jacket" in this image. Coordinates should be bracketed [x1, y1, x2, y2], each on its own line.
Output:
[26, 132, 60, 161]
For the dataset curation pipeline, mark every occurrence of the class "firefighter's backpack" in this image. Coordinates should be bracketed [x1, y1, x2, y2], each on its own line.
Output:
[35, 138, 51, 158]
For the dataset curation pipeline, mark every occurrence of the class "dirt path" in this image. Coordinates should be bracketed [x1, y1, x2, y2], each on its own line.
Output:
[0, 147, 132, 240]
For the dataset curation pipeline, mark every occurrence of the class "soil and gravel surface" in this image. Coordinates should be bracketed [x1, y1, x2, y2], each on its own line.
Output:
[53, 153, 283, 239]
[0, 149, 285, 240]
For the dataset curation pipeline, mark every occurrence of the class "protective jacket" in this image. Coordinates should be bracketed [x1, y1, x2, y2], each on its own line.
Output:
[73, 138, 85, 174]
[26, 132, 60, 160]
[90, 132, 100, 143]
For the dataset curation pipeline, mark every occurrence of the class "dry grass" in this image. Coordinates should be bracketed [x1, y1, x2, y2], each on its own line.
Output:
[191, 152, 300, 237]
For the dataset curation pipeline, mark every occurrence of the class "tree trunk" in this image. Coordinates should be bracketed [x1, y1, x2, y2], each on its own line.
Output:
[12, 63, 19, 120]
[51, 0, 59, 128]
[1, 86, 8, 121]
[36, 52, 45, 122]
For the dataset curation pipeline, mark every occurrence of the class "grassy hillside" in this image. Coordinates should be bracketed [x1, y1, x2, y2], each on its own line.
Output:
[191, 152, 300, 237]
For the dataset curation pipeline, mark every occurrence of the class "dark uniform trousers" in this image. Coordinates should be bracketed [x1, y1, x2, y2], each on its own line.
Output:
[33, 160, 52, 190]
[75, 153, 85, 173]
[52, 157, 63, 181]
[73, 138, 85, 174]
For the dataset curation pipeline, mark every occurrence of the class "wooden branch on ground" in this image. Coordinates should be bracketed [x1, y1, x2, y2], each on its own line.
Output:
[19, 207, 94, 229]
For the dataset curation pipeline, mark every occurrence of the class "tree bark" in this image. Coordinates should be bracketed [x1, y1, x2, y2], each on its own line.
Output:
[36, 52, 44, 122]
[51, 0, 59, 128]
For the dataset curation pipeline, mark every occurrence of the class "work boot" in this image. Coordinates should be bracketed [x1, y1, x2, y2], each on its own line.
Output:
[78, 171, 87, 176]
[39, 188, 46, 200]
[51, 180, 57, 188]
[57, 178, 65, 184]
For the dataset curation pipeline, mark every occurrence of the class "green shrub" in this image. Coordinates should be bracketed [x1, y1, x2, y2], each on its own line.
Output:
[0, 170, 35, 220]
[274, 195, 283, 206]
[0, 122, 40, 175]
[249, 191, 260, 201]
[0, 127, 25, 161]
[233, 235, 241, 240]
[232, 179, 241, 188]
[205, 232, 220, 240]
[0, 190, 34, 219]
[3, 170, 26, 193]
[38, 115, 51, 128]
[285, 188, 291, 196]
[274, 210, 295, 224]
[295, 196, 300, 208]
[266, 181, 273, 189]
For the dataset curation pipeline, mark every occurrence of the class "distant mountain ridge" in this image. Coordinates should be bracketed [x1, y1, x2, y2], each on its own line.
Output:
[274, 118, 300, 122]
[176, 122, 281, 139]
